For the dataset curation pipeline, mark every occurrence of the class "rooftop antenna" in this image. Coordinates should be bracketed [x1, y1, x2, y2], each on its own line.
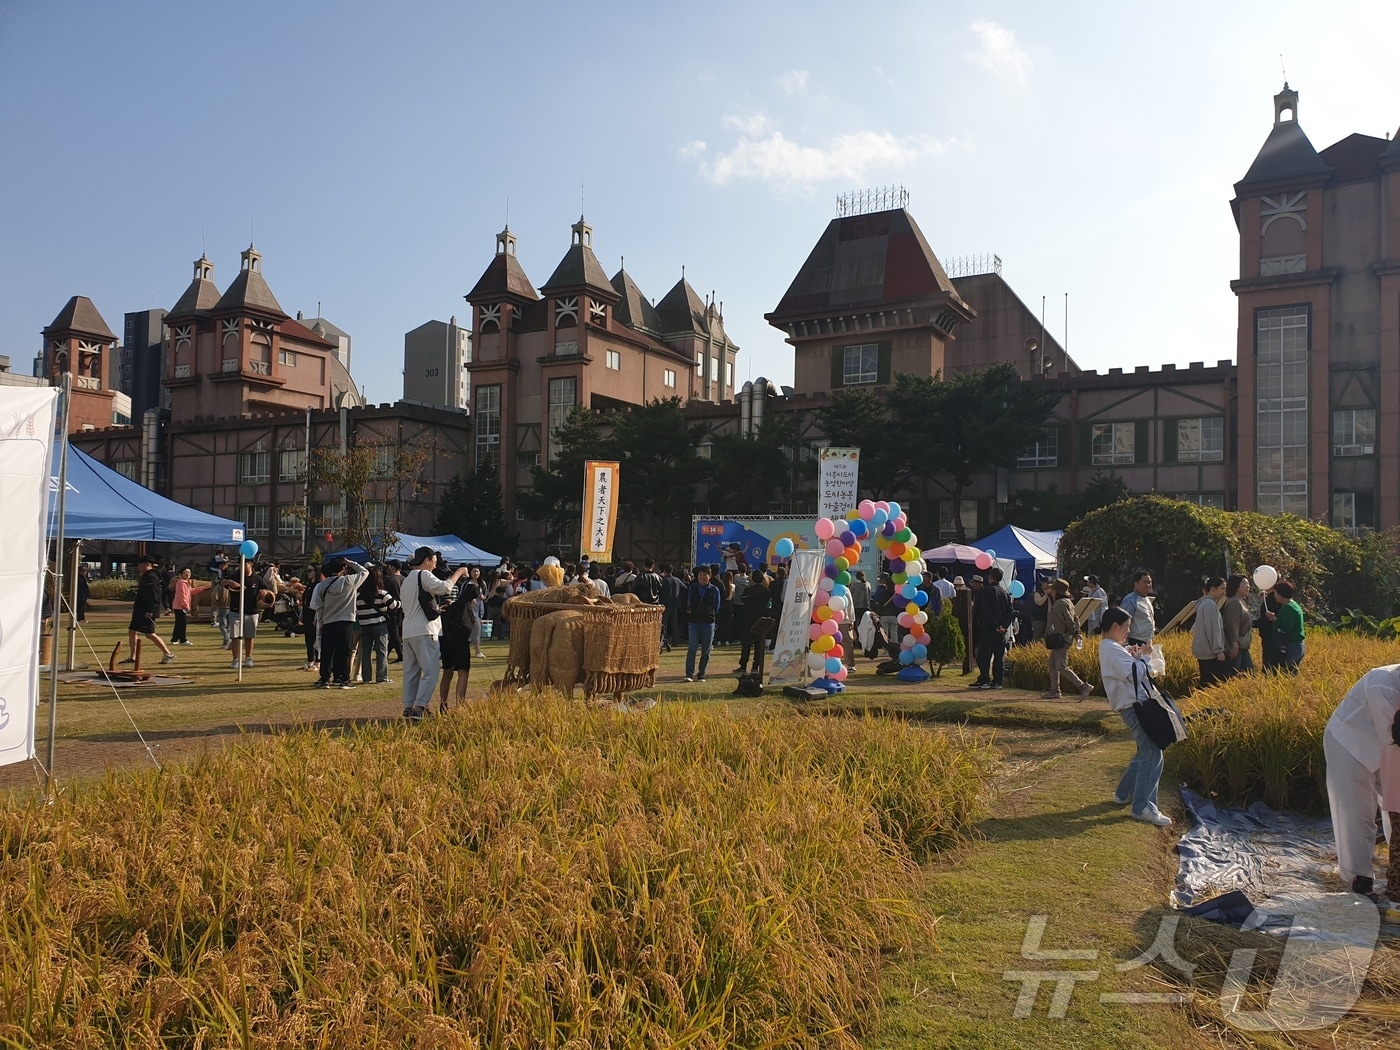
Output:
[250, 215, 254, 246]
[1279, 54, 1287, 83]
[201, 227, 206, 256]
[580, 180, 585, 215]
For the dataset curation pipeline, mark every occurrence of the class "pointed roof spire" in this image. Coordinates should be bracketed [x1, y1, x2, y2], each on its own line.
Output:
[44, 295, 116, 341]
[168, 253, 222, 319]
[212, 243, 287, 317]
[540, 214, 614, 296]
[1237, 83, 1332, 188]
[610, 265, 663, 334]
[467, 226, 539, 304]
[656, 275, 711, 336]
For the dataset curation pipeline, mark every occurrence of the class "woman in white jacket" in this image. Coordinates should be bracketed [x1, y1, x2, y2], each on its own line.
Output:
[1191, 576, 1230, 688]
[1099, 606, 1173, 826]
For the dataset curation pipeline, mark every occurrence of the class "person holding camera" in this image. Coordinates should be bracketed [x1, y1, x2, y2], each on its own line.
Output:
[401, 547, 468, 721]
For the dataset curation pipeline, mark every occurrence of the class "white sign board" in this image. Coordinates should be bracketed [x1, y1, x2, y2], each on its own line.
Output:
[817, 447, 860, 521]
[767, 548, 824, 684]
[0, 387, 60, 767]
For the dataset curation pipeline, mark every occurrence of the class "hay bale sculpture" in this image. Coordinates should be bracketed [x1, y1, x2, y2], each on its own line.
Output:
[503, 583, 663, 704]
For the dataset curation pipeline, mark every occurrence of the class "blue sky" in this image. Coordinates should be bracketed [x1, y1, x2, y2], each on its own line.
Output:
[3, 0, 1398, 404]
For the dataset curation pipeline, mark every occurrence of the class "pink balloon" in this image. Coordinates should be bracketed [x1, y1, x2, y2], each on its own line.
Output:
[876, 501, 890, 513]
[825, 537, 845, 557]
[829, 609, 844, 623]
[974, 552, 994, 570]
[858, 499, 876, 520]
[830, 665, 848, 681]
[897, 612, 914, 628]
[808, 623, 823, 641]
[821, 619, 839, 636]
[814, 517, 836, 541]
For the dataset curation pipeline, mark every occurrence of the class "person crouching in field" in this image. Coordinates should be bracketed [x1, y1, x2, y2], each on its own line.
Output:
[1323, 664, 1400, 895]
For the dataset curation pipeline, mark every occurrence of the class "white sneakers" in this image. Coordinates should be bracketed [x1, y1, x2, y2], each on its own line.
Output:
[1132, 806, 1173, 827]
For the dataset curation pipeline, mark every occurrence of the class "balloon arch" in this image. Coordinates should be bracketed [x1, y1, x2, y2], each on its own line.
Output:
[774, 499, 930, 693]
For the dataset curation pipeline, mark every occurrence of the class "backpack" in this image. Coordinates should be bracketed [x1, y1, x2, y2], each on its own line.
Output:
[416, 570, 442, 622]
[732, 672, 764, 697]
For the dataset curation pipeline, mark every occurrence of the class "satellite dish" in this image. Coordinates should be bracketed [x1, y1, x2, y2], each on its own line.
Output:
[1024, 337, 1040, 353]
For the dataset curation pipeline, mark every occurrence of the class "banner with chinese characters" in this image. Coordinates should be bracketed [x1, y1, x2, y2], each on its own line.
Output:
[766, 548, 824, 684]
[817, 447, 860, 521]
[581, 460, 620, 563]
[0, 387, 60, 767]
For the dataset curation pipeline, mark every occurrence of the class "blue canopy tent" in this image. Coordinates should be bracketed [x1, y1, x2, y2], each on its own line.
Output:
[48, 446, 245, 543]
[970, 525, 1061, 583]
[331, 532, 503, 567]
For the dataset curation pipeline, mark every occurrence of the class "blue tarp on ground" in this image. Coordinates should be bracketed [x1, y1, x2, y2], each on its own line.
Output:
[49, 446, 246, 544]
[330, 533, 503, 567]
[971, 525, 1061, 582]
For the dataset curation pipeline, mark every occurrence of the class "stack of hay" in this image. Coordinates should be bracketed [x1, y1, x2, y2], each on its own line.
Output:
[503, 584, 663, 700]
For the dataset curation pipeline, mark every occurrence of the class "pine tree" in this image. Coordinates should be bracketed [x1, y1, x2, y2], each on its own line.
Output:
[434, 457, 518, 558]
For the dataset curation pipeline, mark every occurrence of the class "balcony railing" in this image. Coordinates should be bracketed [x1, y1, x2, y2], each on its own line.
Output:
[74, 375, 100, 390]
[221, 359, 239, 373]
[248, 359, 270, 376]
[174, 364, 191, 378]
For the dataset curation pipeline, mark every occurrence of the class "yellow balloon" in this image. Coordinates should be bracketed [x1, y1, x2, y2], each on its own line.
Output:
[845, 509, 861, 521]
[814, 634, 834, 653]
[905, 602, 919, 616]
[833, 557, 849, 572]
[816, 604, 833, 620]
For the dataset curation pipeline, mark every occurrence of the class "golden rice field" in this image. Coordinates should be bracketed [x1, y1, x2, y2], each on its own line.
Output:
[0, 692, 996, 1050]
[1168, 632, 1400, 812]
[1010, 628, 1399, 811]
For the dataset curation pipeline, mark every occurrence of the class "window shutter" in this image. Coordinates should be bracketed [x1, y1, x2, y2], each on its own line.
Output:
[876, 342, 892, 385]
[1055, 425, 1068, 467]
[1162, 418, 1178, 463]
[830, 346, 844, 389]
[1134, 420, 1149, 464]
[1079, 423, 1094, 466]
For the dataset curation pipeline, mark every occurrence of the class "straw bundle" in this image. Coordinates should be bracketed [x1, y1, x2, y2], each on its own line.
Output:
[503, 584, 603, 685]
[583, 604, 664, 698]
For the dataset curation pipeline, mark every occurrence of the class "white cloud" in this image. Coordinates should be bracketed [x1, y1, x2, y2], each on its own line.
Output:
[678, 139, 707, 161]
[968, 20, 1031, 81]
[777, 69, 809, 95]
[689, 116, 953, 190]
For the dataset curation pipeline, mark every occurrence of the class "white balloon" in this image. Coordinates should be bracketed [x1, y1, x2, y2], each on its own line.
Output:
[817, 577, 835, 592]
[1253, 564, 1279, 591]
[828, 594, 847, 612]
[914, 611, 928, 625]
[806, 653, 827, 672]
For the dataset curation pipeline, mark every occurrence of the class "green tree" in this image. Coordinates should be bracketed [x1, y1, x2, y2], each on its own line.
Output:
[1003, 471, 1130, 531]
[813, 389, 902, 498]
[433, 457, 518, 558]
[517, 406, 612, 548]
[707, 413, 804, 514]
[609, 398, 712, 554]
[888, 364, 1060, 540]
[304, 440, 429, 558]
[926, 605, 965, 676]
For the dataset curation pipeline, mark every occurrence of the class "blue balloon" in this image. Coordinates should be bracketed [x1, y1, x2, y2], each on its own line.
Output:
[825, 656, 843, 674]
[774, 537, 795, 558]
[239, 539, 259, 559]
[985, 549, 996, 558]
[871, 509, 888, 527]
[912, 590, 929, 607]
[898, 649, 914, 665]
[887, 501, 902, 519]
[1009, 580, 1026, 598]
[911, 643, 928, 661]
[901, 583, 919, 600]
[830, 583, 849, 599]
[848, 518, 868, 538]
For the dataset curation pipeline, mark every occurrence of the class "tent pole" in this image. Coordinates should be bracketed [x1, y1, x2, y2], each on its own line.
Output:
[65, 540, 80, 670]
[46, 374, 71, 798]
[236, 553, 245, 683]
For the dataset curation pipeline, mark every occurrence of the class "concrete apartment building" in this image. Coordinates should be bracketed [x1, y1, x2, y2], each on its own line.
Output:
[403, 317, 471, 411]
[464, 216, 738, 536]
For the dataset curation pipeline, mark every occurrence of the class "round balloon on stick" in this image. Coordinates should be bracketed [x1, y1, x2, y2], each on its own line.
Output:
[1009, 580, 1025, 598]
[239, 539, 259, 559]
[974, 552, 994, 570]
[1253, 564, 1279, 591]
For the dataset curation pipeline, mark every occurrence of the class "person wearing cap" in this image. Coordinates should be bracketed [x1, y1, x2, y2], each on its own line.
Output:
[1081, 574, 1107, 634]
[401, 547, 468, 721]
[129, 554, 176, 665]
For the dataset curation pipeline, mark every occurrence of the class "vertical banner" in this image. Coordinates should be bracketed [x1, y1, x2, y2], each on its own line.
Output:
[0, 387, 60, 767]
[581, 460, 620, 562]
[817, 447, 860, 521]
[767, 548, 824, 683]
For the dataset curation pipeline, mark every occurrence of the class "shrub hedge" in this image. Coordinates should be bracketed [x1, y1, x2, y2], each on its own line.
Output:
[1058, 495, 1400, 622]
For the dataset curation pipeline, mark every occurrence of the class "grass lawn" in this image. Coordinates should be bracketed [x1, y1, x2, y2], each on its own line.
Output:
[6, 606, 1396, 1047]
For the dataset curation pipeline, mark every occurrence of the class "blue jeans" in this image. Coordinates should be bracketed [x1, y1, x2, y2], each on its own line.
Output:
[1232, 646, 1254, 673]
[686, 622, 715, 678]
[1280, 640, 1304, 674]
[359, 622, 389, 683]
[1115, 705, 1164, 817]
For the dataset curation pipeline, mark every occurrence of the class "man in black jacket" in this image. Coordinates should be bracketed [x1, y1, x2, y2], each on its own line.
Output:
[971, 568, 1014, 689]
[129, 554, 176, 665]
